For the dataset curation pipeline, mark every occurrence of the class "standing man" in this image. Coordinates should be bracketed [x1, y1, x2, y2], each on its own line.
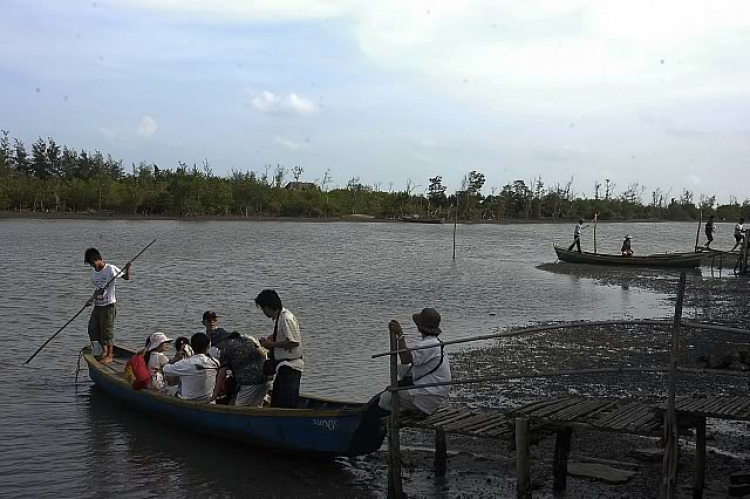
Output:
[731, 218, 746, 252]
[704, 215, 717, 248]
[257, 290, 303, 408]
[84, 248, 131, 364]
[202, 310, 228, 358]
[567, 218, 586, 253]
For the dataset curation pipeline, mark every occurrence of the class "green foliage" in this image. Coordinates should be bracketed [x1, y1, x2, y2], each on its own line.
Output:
[0, 131, 746, 221]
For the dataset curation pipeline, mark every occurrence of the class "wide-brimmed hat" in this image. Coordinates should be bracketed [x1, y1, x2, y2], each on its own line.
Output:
[147, 332, 172, 351]
[625, 234, 631, 239]
[412, 307, 442, 336]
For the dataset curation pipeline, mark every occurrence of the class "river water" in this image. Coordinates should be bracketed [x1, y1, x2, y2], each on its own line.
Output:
[0, 218, 713, 498]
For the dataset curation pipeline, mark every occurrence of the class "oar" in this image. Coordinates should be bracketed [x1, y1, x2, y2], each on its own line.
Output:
[24, 238, 157, 365]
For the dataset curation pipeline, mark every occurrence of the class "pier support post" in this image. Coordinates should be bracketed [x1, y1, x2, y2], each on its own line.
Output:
[693, 418, 707, 499]
[435, 429, 447, 477]
[387, 329, 403, 499]
[553, 427, 573, 491]
[515, 417, 531, 499]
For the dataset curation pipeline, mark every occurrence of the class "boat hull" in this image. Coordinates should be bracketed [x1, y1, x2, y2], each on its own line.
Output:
[553, 245, 703, 268]
[85, 347, 385, 457]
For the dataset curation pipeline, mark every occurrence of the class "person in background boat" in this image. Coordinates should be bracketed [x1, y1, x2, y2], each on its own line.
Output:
[378, 308, 451, 417]
[209, 329, 267, 406]
[621, 235, 634, 257]
[257, 290, 304, 408]
[84, 248, 131, 364]
[171, 336, 194, 363]
[145, 332, 176, 393]
[731, 218, 746, 252]
[163, 333, 220, 402]
[202, 310, 228, 358]
[567, 219, 586, 253]
[704, 215, 717, 248]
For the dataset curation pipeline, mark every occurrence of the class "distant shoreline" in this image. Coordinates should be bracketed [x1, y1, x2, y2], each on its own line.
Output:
[0, 210, 686, 225]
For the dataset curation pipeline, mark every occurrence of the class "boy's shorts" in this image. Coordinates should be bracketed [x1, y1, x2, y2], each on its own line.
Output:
[88, 303, 117, 346]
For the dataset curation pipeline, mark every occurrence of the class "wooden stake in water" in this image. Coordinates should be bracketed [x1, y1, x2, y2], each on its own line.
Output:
[452, 201, 457, 261]
[593, 213, 598, 254]
[694, 210, 702, 251]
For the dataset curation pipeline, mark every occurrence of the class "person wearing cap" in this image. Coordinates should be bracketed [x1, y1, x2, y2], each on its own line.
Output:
[378, 308, 451, 416]
[202, 310, 229, 359]
[163, 333, 220, 402]
[621, 235, 634, 257]
[256, 289, 304, 408]
[209, 329, 267, 406]
[145, 332, 174, 392]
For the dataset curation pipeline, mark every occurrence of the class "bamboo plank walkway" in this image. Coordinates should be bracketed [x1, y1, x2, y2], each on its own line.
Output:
[664, 395, 750, 420]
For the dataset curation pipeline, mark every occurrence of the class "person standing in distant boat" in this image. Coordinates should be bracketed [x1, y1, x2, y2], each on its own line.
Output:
[568, 218, 587, 253]
[621, 235, 634, 257]
[704, 215, 716, 248]
[84, 248, 131, 364]
[731, 218, 745, 252]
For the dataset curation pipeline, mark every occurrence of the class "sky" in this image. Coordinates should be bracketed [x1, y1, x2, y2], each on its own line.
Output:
[1, 0, 749, 201]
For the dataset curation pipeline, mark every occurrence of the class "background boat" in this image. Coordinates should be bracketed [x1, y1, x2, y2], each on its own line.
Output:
[85, 345, 386, 457]
[400, 216, 443, 224]
[553, 245, 703, 268]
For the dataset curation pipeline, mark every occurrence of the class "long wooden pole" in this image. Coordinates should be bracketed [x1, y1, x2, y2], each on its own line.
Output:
[593, 213, 598, 254]
[694, 211, 702, 251]
[387, 327, 403, 498]
[452, 201, 457, 261]
[661, 271, 686, 499]
[24, 238, 157, 365]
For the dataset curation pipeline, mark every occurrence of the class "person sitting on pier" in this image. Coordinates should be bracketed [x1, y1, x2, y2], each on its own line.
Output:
[731, 218, 745, 252]
[378, 308, 451, 417]
[163, 333, 220, 402]
[704, 215, 716, 248]
[567, 218, 585, 253]
[621, 235, 634, 257]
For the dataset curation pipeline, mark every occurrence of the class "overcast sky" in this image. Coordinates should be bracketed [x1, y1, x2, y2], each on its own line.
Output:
[1, 0, 749, 201]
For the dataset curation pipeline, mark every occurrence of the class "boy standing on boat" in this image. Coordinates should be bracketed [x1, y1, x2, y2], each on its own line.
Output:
[84, 248, 131, 364]
[731, 218, 745, 252]
[704, 216, 716, 248]
[568, 219, 585, 253]
[257, 290, 304, 408]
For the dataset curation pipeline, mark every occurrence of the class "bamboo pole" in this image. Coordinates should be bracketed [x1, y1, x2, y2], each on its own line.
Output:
[694, 211, 702, 251]
[694, 418, 706, 499]
[515, 417, 532, 499]
[680, 321, 750, 337]
[742, 230, 749, 275]
[387, 328, 403, 499]
[661, 271, 686, 499]
[593, 213, 598, 254]
[452, 201, 457, 261]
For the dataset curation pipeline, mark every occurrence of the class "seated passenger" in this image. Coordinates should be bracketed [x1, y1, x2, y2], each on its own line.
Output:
[172, 336, 194, 363]
[378, 308, 451, 417]
[145, 332, 174, 393]
[202, 310, 228, 359]
[163, 333, 220, 402]
[124, 337, 152, 390]
[209, 329, 267, 407]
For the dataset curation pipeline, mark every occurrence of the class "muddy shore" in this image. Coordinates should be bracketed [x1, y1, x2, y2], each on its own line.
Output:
[359, 266, 750, 498]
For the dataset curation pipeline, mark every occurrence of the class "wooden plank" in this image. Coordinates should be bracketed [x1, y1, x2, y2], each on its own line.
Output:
[530, 398, 583, 418]
[442, 413, 494, 432]
[470, 416, 513, 436]
[459, 414, 508, 433]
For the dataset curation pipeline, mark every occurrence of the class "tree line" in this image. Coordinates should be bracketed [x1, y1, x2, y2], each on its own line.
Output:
[0, 131, 748, 221]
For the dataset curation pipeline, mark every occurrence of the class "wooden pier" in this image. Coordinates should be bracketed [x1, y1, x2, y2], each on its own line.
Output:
[375, 273, 750, 499]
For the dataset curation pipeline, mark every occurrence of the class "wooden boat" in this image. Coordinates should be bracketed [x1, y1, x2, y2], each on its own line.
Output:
[400, 217, 443, 224]
[553, 245, 704, 268]
[84, 345, 386, 457]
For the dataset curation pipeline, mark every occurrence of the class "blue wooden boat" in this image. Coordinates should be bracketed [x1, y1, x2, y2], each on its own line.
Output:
[84, 345, 386, 457]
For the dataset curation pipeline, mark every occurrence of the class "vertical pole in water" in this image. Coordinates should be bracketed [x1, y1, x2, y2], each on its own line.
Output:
[515, 417, 531, 499]
[661, 272, 686, 499]
[452, 201, 458, 261]
[742, 231, 749, 275]
[593, 213, 598, 254]
[694, 211, 702, 251]
[387, 328, 403, 499]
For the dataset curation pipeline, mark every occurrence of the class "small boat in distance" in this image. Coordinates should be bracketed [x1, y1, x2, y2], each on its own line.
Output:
[553, 245, 703, 268]
[400, 216, 443, 224]
[84, 345, 386, 457]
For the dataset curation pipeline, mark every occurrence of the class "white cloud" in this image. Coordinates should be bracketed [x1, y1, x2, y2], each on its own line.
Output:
[251, 90, 319, 116]
[275, 135, 305, 151]
[136, 115, 158, 137]
[688, 174, 702, 186]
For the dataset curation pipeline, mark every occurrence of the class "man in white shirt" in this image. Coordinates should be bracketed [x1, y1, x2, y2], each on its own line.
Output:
[257, 289, 304, 408]
[163, 333, 219, 402]
[379, 307, 451, 416]
[567, 219, 586, 253]
[84, 247, 131, 364]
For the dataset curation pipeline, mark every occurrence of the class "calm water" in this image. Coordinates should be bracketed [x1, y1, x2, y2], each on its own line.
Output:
[0, 218, 707, 498]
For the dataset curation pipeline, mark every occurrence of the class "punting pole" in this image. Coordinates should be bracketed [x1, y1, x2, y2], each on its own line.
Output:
[452, 201, 457, 261]
[387, 327, 403, 498]
[593, 213, 598, 254]
[694, 210, 702, 251]
[24, 238, 157, 365]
